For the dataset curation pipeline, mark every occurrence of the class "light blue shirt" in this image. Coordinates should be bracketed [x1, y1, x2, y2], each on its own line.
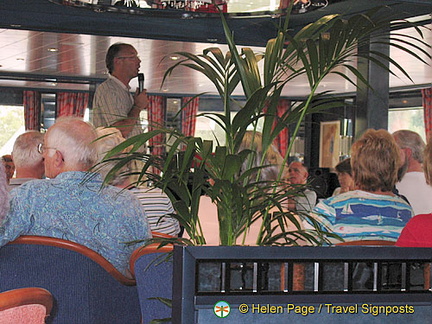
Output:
[1, 171, 151, 275]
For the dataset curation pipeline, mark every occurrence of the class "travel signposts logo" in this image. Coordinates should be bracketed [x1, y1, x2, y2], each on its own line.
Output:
[214, 301, 231, 318]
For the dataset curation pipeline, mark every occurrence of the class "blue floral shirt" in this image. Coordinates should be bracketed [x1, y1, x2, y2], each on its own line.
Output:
[1, 171, 151, 275]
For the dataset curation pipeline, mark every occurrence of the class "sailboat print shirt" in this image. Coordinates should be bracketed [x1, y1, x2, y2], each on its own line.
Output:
[313, 190, 413, 242]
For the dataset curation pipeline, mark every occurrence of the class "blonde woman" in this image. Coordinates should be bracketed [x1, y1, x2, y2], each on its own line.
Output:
[313, 129, 413, 243]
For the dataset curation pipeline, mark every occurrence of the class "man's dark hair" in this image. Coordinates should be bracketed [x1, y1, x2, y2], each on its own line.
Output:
[335, 158, 352, 176]
[105, 43, 130, 74]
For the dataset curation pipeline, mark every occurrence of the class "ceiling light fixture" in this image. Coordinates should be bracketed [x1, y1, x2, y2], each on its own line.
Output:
[48, 48, 58, 52]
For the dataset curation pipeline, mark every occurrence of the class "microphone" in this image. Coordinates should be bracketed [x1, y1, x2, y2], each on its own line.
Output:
[138, 73, 145, 93]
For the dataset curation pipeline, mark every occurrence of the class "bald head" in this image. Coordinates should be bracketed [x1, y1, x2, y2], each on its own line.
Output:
[44, 117, 98, 178]
[288, 161, 308, 185]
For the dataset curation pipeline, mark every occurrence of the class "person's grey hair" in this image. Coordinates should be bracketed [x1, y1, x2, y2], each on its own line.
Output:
[95, 127, 130, 186]
[0, 163, 9, 220]
[46, 117, 98, 168]
[392, 129, 425, 163]
[12, 131, 44, 168]
[106, 43, 132, 74]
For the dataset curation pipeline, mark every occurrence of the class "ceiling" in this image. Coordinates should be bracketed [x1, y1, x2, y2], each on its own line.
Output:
[0, 0, 430, 98]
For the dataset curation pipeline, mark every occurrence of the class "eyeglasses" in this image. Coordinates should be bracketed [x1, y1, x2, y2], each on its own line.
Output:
[116, 55, 140, 60]
[37, 143, 57, 154]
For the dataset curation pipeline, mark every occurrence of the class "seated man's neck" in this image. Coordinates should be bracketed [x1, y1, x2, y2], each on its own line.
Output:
[407, 160, 423, 173]
[15, 168, 43, 179]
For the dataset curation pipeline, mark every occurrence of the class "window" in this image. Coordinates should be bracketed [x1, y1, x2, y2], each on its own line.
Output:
[0, 105, 25, 156]
[388, 107, 425, 141]
[195, 111, 237, 146]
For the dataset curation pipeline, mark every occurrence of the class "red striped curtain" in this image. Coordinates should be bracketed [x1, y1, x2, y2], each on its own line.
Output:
[273, 99, 291, 157]
[57, 92, 89, 118]
[23, 91, 41, 131]
[181, 97, 199, 137]
[422, 88, 432, 141]
[148, 95, 165, 158]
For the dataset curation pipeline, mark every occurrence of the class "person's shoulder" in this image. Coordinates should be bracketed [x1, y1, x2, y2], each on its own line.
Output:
[409, 213, 432, 223]
[9, 179, 51, 202]
[131, 186, 166, 197]
[402, 171, 426, 180]
[95, 77, 120, 92]
[324, 190, 357, 204]
[102, 184, 141, 203]
[390, 193, 414, 207]
[11, 178, 49, 192]
[102, 184, 130, 195]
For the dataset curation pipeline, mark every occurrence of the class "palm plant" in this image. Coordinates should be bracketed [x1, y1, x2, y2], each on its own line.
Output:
[103, 4, 430, 246]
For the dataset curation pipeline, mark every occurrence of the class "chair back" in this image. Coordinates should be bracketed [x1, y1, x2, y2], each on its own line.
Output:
[130, 243, 174, 324]
[0, 287, 53, 324]
[336, 240, 395, 246]
[0, 235, 140, 323]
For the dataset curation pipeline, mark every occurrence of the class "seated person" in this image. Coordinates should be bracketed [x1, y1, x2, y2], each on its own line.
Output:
[286, 161, 317, 213]
[393, 129, 432, 214]
[95, 127, 180, 237]
[1, 117, 151, 276]
[396, 135, 432, 247]
[0, 163, 9, 221]
[312, 129, 413, 243]
[1, 154, 15, 184]
[332, 158, 355, 196]
[9, 131, 45, 188]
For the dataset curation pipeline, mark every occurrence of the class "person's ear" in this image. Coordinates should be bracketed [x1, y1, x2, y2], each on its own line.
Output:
[405, 147, 413, 159]
[53, 150, 64, 167]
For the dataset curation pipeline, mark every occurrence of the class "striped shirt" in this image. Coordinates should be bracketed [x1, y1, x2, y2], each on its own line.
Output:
[313, 190, 413, 242]
[130, 187, 180, 237]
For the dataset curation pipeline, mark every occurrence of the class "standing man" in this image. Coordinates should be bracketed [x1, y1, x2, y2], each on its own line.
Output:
[393, 129, 432, 215]
[93, 43, 148, 139]
[9, 131, 45, 188]
[286, 161, 317, 213]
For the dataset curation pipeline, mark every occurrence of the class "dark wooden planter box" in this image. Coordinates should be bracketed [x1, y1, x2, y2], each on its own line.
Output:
[172, 246, 432, 323]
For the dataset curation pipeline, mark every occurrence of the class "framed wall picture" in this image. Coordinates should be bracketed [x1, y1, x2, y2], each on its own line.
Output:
[319, 120, 340, 168]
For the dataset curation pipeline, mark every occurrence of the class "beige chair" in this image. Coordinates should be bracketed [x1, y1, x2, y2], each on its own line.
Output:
[0, 287, 53, 324]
